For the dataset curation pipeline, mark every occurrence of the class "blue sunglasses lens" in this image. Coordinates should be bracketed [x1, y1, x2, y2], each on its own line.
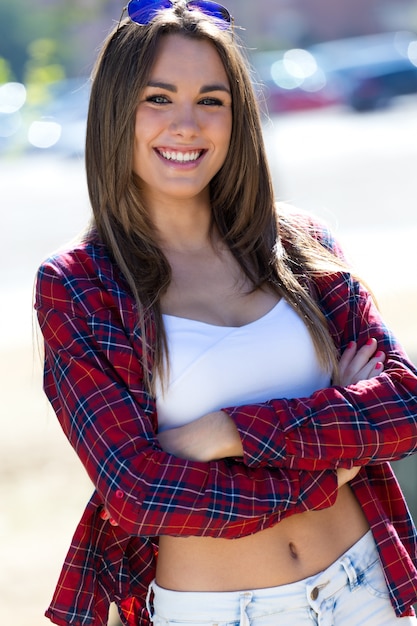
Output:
[127, 0, 231, 28]
[187, 1, 231, 23]
[127, 0, 172, 24]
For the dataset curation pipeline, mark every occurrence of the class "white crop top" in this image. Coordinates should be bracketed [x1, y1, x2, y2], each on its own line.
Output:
[155, 299, 331, 432]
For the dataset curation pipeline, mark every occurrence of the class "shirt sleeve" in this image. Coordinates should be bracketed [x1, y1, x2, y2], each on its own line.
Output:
[225, 270, 417, 471]
[35, 256, 338, 539]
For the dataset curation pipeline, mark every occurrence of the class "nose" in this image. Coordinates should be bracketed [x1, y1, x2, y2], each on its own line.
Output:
[169, 104, 200, 138]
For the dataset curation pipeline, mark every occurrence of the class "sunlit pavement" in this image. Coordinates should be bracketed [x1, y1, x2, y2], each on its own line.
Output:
[1, 96, 416, 625]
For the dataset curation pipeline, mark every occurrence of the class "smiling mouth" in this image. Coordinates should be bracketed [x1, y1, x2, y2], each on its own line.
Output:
[157, 148, 204, 163]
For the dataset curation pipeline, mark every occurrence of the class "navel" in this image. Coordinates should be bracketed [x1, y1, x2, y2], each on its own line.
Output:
[289, 542, 299, 559]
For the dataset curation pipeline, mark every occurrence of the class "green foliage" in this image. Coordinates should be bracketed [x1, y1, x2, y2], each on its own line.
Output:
[0, 0, 98, 83]
[0, 57, 13, 83]
[25, 38, 66, 105]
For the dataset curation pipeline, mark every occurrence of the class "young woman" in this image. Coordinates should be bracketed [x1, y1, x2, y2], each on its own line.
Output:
[35, 1, 417, 625]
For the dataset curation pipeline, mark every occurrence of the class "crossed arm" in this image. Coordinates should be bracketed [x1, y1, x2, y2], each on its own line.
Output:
[157, 339, 385, 468]
[101, 339, 385, 525]
[37, 262, 342, 538]
[37, 246, 417, 538]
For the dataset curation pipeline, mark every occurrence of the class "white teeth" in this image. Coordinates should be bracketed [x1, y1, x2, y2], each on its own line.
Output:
[159, 149, 201, 162]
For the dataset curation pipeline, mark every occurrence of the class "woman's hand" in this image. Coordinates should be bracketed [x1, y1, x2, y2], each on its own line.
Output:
[336, 466, 361, 487]
[336, 338, 385, 486]
[338, 338, 385, 386]
[158, 338, 386, 462]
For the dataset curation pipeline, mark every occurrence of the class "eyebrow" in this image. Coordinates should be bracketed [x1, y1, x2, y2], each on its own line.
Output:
[147, 80, 231, 94]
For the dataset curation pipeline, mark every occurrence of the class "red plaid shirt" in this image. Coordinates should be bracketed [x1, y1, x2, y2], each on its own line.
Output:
[35, 217, 417, 626]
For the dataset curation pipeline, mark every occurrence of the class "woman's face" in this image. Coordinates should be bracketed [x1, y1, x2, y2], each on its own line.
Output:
[133, 34, 232, 210]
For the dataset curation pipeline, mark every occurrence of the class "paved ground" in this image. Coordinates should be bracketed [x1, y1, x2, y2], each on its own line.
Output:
[1, 98, 416, 625]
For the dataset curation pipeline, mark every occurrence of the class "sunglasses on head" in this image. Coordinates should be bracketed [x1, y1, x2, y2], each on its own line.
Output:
[119, 0, 232, 30]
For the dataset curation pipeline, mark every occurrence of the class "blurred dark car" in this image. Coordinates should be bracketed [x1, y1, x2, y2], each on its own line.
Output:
[251, 48, 343, 115]
[309, 31, 417, 112]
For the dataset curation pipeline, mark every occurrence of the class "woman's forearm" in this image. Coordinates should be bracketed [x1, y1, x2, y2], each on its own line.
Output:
[158, 340, 385, 464]
[158, 413, 360, 488]
[158, 410, 243, 461]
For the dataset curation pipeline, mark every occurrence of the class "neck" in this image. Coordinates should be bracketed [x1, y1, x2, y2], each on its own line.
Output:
[150, 199, 214, 254]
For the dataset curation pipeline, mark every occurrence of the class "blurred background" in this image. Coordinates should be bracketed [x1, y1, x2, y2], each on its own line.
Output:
[1, 0, 416, 624]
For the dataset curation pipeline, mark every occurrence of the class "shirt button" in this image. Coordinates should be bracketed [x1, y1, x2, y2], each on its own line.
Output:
[310, 586, 319, 601]
[115, 490, 124, 499]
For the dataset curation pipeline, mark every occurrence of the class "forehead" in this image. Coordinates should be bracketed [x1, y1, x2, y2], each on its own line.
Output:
[150, 34, 229, 82]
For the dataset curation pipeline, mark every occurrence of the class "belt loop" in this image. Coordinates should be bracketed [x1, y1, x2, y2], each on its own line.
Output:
[340, 555, 359, 590]
[239, 591, 252, 626]
[146, 579, 156, 621]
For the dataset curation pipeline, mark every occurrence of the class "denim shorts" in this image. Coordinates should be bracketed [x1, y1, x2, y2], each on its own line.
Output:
[146, 530, 417, 625]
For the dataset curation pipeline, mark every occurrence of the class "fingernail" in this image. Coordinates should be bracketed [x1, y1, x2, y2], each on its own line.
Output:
[109, 518, 118, 526]
[375, 351, 384, 359]
[347, 341, 356, 349]
[375, 362, 383, 370]
[99, 509, 108, 520]
[366, 338, 374, 346]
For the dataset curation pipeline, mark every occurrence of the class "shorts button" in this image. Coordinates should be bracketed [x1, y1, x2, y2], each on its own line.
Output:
[310, 586, 319, 600]
[115, 490, 124, 499]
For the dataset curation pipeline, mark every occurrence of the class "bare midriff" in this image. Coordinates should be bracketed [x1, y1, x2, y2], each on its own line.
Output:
[155, 484, 369, 591]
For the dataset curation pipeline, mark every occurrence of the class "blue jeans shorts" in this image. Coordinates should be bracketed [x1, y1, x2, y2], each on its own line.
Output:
[146, 530, 417, 625]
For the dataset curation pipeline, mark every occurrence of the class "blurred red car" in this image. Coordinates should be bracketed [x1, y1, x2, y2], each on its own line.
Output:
[251, 47, 343, 115]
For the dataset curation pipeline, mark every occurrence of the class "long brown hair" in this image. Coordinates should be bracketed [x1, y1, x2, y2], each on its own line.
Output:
[85, 3, 342, 392]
